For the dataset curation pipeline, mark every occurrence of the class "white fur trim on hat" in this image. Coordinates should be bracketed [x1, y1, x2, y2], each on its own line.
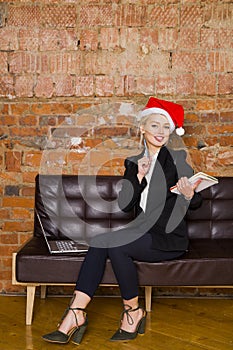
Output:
[140, 107, 175, 133]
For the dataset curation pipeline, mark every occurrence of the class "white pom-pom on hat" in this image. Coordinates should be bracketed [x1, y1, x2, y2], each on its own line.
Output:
[176, 127, 185, 136]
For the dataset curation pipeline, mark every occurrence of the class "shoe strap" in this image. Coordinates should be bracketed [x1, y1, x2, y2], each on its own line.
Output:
[121, 304, 140, 326]
[68, 307, 86, 327]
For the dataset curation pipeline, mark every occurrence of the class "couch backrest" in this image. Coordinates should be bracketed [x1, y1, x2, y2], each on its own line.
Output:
[34, 175, 233, 241]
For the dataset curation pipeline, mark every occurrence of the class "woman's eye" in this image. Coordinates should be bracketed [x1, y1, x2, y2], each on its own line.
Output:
[151, 124, 158, 128]
[165, 125, 170, 129]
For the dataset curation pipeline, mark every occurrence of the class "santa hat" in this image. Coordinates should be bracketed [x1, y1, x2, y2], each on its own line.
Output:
[140, 97, 185, 136]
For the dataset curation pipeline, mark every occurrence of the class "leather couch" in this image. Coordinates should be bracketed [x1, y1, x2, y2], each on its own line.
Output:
[12, 175, 233, 325]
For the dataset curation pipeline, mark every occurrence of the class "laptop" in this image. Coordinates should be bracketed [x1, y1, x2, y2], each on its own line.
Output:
[35, 209, 89, 254]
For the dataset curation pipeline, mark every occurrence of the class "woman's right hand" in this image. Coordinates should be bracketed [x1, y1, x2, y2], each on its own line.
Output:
[137, 156, 150, 182]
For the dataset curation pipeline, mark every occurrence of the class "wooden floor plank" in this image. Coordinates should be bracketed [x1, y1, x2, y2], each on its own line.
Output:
[0, 296, 232, 350]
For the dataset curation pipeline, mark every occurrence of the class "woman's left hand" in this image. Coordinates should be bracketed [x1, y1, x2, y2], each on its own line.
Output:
[176, 176, 195, 200]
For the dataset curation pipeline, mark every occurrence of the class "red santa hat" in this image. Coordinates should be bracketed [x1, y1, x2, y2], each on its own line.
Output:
[140, 97, 185, 136]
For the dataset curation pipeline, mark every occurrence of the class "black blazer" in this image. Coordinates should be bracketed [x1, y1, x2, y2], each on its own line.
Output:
[118, 146, 202, 252]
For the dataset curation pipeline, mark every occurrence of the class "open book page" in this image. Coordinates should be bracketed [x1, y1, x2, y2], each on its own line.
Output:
[170, 172, 219, 194]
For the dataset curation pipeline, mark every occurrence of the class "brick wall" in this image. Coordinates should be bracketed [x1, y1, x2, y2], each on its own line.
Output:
[0, 1, 232, 293]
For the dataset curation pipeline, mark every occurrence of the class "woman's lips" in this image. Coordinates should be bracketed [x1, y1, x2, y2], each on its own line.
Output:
[154, 136, 164, 142]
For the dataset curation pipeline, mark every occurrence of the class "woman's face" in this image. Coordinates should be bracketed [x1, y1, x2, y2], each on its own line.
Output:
[140, 114, 171, 151]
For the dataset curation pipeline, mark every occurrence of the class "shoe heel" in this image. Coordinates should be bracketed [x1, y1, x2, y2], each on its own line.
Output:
[72, 320, 88, 345]
[137, 316, 146, 335]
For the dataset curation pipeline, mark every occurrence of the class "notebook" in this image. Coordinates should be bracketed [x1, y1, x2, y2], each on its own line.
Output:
[170, 172, 218, 194]
[35, 209, 88, 254]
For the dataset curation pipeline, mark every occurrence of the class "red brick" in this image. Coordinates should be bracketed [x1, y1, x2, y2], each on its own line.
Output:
[180, 5, 203, 26]
[39, 30, 78, 52]
[80, 5, 113, 26]
[11, 208, 31, 219]
[140, 28, 158, 48]
[204, 3, 232, 27]
[0, 28, 18, 51]
[0, 233, 18, 244]
[3, 221, 33, 232]
[200, 28, 219, 49]
[219, 29, 233, 49]
[173, 53, 206, 72]
[178, 28, 199, 49]
[54, 75, 74, 97]
[220, 135, 233, 146]
[95, 76, 114, 97]
[10, 103, 30, 116]
[10, 127, 44, 137]
[218, 73, 233, 94]
[24, 151, 42, 167]
[0, 116, 18, 126]
[100, 28, 119, 50]
[0, 245, 17, 257]
[216, 98, 233, 110]
[94, 126, 129, 137]
[196, 74, 216, 96]
[208, 52, 233, 73]
[21, 187, 35, 197]
[8, 5, 41, 27]
[22, 172, 37, 183]
[200, 113, 219, 123]
[0, 209, 10, 219]
[89, 150, 112, 167]
[220, 112, 233, 123]
[14, 75, 34, 98]
[207, 124, 233, 135]
[149, 5, 178, 27]
[41, 5, 77, 28]
[156, 74, 176, 95]
[158, 28, 178, 50]
[135, 76, 155, 95]
[119, 28, 139, 49]
[19, 115, 37, 126]
[2, 197, 34, 208]
[75, 76, 94, 97]
[34, 76, 54, 98]
[176, 74, 195, 95]
[196, 100, 215, 111]
[0, 104, 9, 114]
[19, 29, 39, 51]
[79, 29, 98, 51]
[123, 76, 136, 96]
[9, 52, 37, 74]
[5, 151, 21, 172]
[0, 53, 8, 74]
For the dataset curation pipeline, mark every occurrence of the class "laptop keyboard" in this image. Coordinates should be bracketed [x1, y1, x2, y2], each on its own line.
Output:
[56, 241, 77, 251]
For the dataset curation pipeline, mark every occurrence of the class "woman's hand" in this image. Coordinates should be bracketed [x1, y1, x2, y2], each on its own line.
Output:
[137, 156, 151, 183]
[176, 176, 201, 200]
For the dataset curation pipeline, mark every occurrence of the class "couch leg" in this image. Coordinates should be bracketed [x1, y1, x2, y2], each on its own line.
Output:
[145, 286, 152, 312]
[26, 285, 36, 325]
[41, 285, 47, 299]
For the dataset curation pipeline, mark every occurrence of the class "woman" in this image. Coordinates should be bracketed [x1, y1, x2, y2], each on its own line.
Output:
[42, 97, 202, 345]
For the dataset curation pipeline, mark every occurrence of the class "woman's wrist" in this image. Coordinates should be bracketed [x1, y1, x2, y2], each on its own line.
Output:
[183, 192, 194, 201]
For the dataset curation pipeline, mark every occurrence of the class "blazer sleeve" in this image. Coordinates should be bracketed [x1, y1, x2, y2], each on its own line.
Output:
[118, 158, 147, 212]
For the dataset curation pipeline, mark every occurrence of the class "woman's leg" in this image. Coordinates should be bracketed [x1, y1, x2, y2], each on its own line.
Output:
[108, 232, 184, 333]
[58, 247, 108, 333]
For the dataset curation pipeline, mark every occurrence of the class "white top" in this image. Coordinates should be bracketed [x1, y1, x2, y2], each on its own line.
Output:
[139, 150, 159, 212]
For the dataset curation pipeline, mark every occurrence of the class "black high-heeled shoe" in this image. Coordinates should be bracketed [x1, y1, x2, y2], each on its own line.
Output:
[110, 304, 147, 342]
[42, 296, 88, 345]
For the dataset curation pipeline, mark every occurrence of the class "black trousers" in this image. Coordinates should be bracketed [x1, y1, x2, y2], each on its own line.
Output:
[75, 233, 184, 300]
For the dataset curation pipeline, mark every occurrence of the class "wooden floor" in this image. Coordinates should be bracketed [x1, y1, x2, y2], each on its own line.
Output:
[0, 295, 232, 350]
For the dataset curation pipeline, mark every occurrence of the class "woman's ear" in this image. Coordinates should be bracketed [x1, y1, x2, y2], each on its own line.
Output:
[140, 125, 145, 134]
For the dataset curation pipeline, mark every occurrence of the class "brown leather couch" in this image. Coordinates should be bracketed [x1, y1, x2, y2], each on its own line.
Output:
[12, 175, 233, 325]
